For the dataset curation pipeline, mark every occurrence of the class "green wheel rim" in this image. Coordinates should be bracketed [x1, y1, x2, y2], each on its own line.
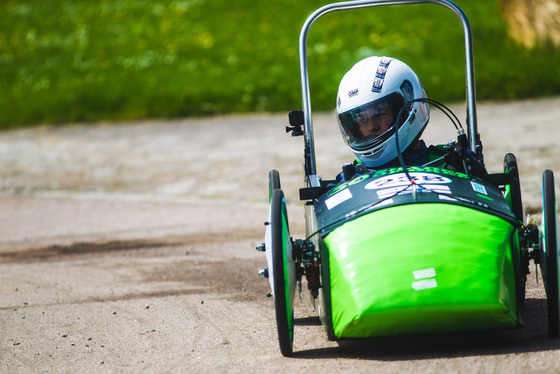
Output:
[270, 189, 294, 356]
[542, 169, 559, 338]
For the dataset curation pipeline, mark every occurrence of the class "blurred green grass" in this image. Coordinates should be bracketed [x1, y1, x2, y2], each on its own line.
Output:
[1, 0, 559, 129]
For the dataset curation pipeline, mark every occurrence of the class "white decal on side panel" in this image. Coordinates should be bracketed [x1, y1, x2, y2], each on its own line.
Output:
[412, 267, 438, 291]
[471, 181, 487, 195]
[325, 188, 352, 210]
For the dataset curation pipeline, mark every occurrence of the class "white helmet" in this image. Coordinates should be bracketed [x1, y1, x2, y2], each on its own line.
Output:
[336, 56, 429, 168]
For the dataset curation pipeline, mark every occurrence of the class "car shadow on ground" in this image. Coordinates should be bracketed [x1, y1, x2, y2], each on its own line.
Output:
[291, 297, 560, 360]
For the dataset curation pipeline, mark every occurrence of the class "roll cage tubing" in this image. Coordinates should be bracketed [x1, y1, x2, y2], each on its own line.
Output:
[299, 0, 480, 188]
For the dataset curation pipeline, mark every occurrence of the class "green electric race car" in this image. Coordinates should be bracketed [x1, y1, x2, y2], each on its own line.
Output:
[256, 0, 560, 357]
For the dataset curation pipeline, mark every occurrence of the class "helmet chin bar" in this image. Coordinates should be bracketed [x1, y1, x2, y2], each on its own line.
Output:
[361, 144, 385, 160]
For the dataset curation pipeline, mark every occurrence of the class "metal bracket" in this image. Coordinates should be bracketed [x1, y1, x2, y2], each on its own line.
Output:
[292, 239, 321, 298]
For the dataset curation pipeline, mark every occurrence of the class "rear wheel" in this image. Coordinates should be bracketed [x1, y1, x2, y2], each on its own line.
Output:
[269, 169, 281, 201]
[541, 169, 559, 338]
[270, 189, 296, 356]
[504, 153, 524, 223]
[504, 154, 526, 324]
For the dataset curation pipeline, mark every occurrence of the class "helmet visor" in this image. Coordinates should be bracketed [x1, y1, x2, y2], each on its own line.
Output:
[337, 93, 405, 150]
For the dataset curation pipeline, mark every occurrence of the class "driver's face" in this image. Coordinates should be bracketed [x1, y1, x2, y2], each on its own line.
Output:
[356, 104, 394, 137]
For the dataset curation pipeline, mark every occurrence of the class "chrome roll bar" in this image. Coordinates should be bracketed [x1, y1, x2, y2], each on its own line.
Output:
[298, 0, 478, 187]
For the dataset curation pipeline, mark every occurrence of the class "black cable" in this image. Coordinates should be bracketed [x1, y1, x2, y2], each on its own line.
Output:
[394, 119, 413, 182]
[393, 98, 465, 183]
[406, 98, 463, 131]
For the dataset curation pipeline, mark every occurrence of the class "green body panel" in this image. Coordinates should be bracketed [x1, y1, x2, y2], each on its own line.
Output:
[325, 203, 518, 338]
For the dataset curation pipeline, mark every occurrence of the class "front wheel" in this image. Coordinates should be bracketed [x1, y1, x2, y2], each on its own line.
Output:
[270, 189, 296, 355]
[540, 169, 560, 338]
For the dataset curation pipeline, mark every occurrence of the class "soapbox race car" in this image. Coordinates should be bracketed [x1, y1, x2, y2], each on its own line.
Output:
[256, 0, 560, 357]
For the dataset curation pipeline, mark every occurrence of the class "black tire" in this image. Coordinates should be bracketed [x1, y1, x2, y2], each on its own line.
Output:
[504, 153, 524, 223]
[269, 169, 281, 201]
[270, 189, 295, 356]
[541, 169, 559, 338]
